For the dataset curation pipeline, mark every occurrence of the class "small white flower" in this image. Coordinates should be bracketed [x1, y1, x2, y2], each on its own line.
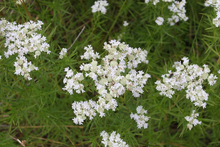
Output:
[72, 100, 97, 125]
[100, 130, 129, 147]
[146, 0, 188, 25]
[123, 21, 129, 27]
[185, 110, 202, 130]
[62, 68, 85, 95]
[130, 106, 150, 129]
[204, 0, 220, 27]
[81, 45, 100, 60]
[59, 48, 67, 59]
[16, 0, 26, 5]
[155, 17, 164, 25]
[145, 0, 150, 4]
[91, 0, 109, 14]
[153, 0, 159, 5]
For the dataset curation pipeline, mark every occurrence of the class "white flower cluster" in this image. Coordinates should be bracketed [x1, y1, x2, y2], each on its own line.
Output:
[123, 21, 129, 27]
[145, 0, 160, 5]
[91, 0, 109, 14]
[185, 110, 202, 130]
[80, 40, 150, 98]
[16, 0, 26, 5]
[204, 0, 220, 27]
[63, 67, 85, 95]
[80, 45, 100, 60]
[72, 100, 97, 125]
[155, 17, 164, 25]
[100, 130, 129, 147]
[167, 0, 188, 26]
[59, 48, 67, 59]
[155, 57, 217, 109]
[63, 40, 150, 125]
[0, 18, 50, 80]
[145, 0, 188, 26]
[130, 106, 150, 129]
[14, 56, 38, 80]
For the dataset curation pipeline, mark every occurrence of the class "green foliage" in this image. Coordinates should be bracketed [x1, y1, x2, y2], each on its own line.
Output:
[1, 0, 220, 146]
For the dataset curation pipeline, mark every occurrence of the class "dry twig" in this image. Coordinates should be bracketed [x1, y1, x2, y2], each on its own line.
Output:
[10, 135, 26, 147]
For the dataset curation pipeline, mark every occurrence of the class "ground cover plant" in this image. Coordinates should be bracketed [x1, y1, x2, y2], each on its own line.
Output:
[1, 0, 220, 146]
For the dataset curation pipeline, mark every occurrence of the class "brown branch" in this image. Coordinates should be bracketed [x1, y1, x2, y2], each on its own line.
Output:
[152, 73, 161, 81]
[9, 135, 26, 147]
[65, 134, 76, 146]
[68, 26, 85, 51]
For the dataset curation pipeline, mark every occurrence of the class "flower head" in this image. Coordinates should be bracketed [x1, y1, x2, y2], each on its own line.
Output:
[16, 0, 26, 5]
[123, 21, 129, 27]
[130, 106, 150, 129]
[146, 0, 188, 26]
[185, 110, 202, 130]
[155, 57, 217, 108]
[59, 48, 67, 59]
[204, 0, 220, 27]
[64, 40, 150, 124]
[100, 130, 129, 147]
[155, 17, 164, 25]
[0, 18, 50, 80]
[91, 0, 109, 14]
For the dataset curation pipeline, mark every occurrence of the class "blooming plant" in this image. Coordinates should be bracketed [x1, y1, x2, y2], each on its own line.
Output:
[58, 48, 67, 59]
[155, 57, 217, 108]
[0, 18, 50, 80]
[204, 0, 220, 27]
[145, 0, 188, 26]
[130, 106, 150, 129]
[155, 16, 164, 25]
[155, 57, 217, 130]
[2, 0, 220, 146]
[91, 0, 109, 14]
[63, 40, 151, 124]
[185, 110, 202, 130]
[100, 130, 129, 147]
[16, 0, 26, 5]
[123, 21, 129, 27]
